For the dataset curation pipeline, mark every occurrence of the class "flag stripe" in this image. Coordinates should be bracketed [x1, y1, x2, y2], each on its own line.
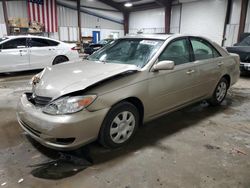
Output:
[55, 1, 58, 32]
[27, 0, 57, 32]
[37, 4, 40, 22]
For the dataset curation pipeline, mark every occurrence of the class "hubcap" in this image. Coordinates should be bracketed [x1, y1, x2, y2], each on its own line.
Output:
[216, 81, 227, 102]
[110, 111, 136, 144]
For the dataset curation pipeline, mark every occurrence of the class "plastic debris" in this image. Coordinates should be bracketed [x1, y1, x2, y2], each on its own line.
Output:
[18, 178, 24, 183]
[1, 182, 7, 186]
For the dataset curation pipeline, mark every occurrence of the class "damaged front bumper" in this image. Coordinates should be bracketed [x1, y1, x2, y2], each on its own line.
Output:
[16, 93, 109, 150]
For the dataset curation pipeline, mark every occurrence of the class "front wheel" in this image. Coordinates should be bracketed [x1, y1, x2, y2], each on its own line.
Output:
[99, 102, 139, 149]
[209, 77, 229, 106]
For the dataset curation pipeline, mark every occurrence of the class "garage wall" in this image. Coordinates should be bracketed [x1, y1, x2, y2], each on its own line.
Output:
[245, 0, 250, 32]
[170, 5, 181, 33]
[129, 8, 165, 34]
[57, 0, 124, 42]
[224, 0, 241, 46]
[6, 0, 27, 19]
[180, 0, 227, 45]
[0, 1, 7, 37]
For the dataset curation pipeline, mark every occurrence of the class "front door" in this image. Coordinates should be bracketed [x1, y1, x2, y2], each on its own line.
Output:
[0, 38, 29, 72]
[147, 38, 200, 117]
[92, 31, 100, 44]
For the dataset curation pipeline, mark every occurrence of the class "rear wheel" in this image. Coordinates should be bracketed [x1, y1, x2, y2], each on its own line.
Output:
[52, 56, 68, 65]
[209, 77, 229, 106]
[99, 102, 139, 148]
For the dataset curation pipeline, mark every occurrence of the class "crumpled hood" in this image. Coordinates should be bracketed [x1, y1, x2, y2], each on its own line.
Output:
[34, 60, 139, 99]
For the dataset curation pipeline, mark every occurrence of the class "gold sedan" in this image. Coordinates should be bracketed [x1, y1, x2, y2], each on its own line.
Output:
[17, 34, 240, 150]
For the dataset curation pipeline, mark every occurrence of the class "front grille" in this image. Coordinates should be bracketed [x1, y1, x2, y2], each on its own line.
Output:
[26, 92, 52, 107]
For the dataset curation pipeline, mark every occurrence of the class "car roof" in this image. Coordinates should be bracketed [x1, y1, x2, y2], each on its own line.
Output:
[122, 34, 172, 40]
[3, 35, 60, 41]
[121, 33, 214, 42]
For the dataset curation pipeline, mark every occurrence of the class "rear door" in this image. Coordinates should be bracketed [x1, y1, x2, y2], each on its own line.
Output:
[189, 37, 222, 97]
[0, 38, 29, 72]
[147, 38, 201, 117]
[29, 38, 59, 69]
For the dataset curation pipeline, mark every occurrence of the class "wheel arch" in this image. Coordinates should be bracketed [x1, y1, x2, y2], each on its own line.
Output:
[52, 55, 69, 65]
[222, 74, 231, 88]
[113, 97, 144, 126]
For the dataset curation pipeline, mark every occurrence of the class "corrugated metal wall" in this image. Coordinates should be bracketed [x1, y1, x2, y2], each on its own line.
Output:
[0, 1, 7, 37]
[129, 8, 165, 34]
[57, 1, 124, 42]
[58, 5, 78, 27]
[6, 0, 27, 19]
[0, 2, 5, 23]
[245, 0, 250, 32]
[224, 0, 241, 46]
[81, 12, 123, 30]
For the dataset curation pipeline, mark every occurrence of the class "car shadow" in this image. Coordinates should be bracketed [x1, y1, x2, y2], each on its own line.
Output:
[25, 95, 247, 180]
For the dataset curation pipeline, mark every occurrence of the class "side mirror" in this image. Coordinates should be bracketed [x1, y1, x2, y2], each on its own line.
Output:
[153, 60, 175, 71]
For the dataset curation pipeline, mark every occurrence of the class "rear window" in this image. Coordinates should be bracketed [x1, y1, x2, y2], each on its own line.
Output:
[30, 38, 59, 47]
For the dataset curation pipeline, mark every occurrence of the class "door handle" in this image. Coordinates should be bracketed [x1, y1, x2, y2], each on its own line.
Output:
[186, 70, 195, 75]
[218, 62, 224, 66]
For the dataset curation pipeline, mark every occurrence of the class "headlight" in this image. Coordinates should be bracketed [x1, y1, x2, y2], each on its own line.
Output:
[43, 95, 97, 115]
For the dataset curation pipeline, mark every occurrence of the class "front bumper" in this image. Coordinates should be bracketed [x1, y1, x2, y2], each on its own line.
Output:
[240, 62, 250, 73]
[17, 93, 109, 150]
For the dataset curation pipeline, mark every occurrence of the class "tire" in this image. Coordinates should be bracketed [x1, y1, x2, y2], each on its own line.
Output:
[52, 56, 68, 65]
[209, 77, 229, 106]
[99, 102, 139, 149]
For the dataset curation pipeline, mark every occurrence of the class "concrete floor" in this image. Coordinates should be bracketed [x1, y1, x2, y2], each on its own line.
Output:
[0, 71, 249, 188]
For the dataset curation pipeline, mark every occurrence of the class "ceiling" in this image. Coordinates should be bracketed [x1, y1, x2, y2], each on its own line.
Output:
[98, 0, 173, 12]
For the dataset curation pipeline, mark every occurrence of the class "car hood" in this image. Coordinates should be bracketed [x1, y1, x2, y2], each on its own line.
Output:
[33, 61, 139, 99]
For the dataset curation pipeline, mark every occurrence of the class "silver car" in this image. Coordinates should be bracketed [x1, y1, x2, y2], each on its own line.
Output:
[17, 34, 240, 150]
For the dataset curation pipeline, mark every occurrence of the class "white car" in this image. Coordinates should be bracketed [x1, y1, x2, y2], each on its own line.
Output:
[0, 35, 79, 73]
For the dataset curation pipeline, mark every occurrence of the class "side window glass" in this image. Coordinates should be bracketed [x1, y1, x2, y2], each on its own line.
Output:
[31, 38, 49, 47]
[191, 38, 221, 60]
[158, 39, 190, 65]
[47, 40, 59, 46]
[2, 38, 26, 49]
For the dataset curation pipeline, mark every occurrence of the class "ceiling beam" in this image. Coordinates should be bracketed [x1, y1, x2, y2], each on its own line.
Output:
[130, 2, 161, 12]
[97, 0, 126, 12]
[155, 0, 167, 6]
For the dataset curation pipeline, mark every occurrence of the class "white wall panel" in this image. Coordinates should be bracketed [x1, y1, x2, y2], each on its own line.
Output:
[58, 5, 78, 27]
[0, 2, 5, 24]
[0, 24, 7, 38]
[170, 5, 181, 33]
[129, 8, 165, 34]
[6, 0, 27, 18]
[224, 0, 241, 46]
[81, 12, 123, 30]
[245, 0, 250, 32]
[180, 0, 227, 45]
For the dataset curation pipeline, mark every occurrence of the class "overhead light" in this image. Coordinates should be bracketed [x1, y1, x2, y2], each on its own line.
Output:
[124, 2, 133, 7]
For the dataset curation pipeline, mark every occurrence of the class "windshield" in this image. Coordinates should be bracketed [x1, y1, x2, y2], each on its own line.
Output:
[0, 37, 8, 43]
[237, 36, 250, 46]
[88, 38, 164, 68]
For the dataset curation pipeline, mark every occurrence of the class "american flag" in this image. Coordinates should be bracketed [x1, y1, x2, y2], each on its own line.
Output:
[27, 0, 58, 32]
